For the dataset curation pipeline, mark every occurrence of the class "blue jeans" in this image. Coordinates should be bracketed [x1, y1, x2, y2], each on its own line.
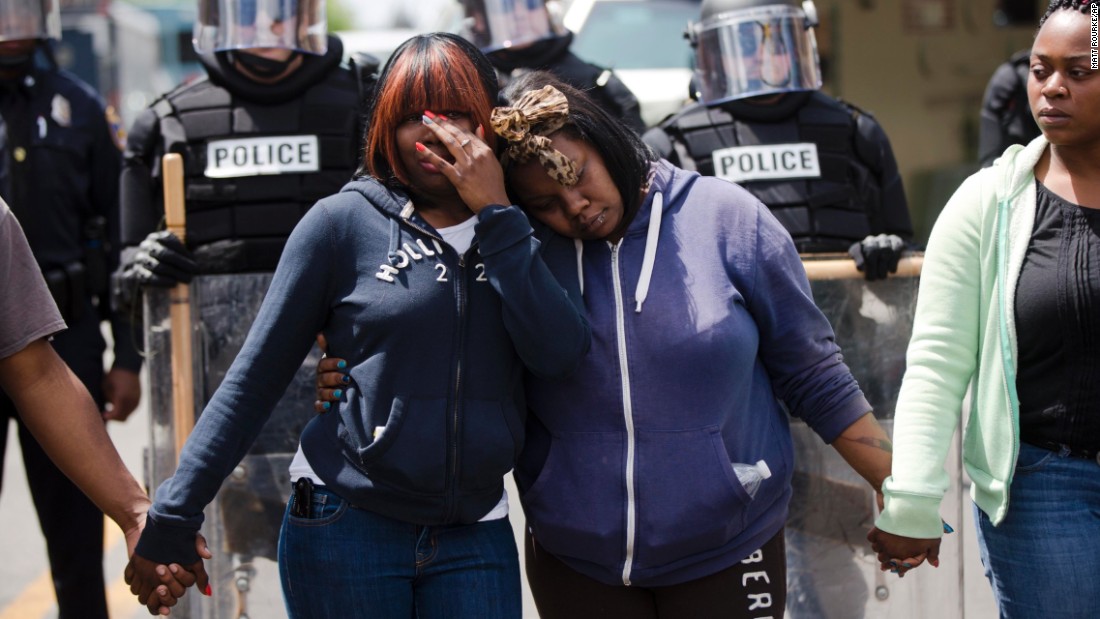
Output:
[974, 442, 1100, 618]
[278, 486, 521, 618]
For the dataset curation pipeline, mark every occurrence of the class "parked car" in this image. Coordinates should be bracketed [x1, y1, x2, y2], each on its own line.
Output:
[564, 0, 700, 127]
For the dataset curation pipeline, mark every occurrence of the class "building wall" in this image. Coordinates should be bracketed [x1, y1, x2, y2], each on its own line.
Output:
[814, 0, 1039, 241]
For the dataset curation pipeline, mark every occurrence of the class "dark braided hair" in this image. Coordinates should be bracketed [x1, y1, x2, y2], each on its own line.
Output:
[1039, 0, 1091, 26]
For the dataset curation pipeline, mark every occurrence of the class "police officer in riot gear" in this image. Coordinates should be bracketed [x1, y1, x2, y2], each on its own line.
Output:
[0, 1, 142, 617]
[645, 0, 912, 280]
[115, 0, 370, 297]
[460, 0, 647, 134]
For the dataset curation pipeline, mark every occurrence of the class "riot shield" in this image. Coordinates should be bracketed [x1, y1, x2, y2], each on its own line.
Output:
[146, 273, 320, 619]
[784, 253, 966, 619]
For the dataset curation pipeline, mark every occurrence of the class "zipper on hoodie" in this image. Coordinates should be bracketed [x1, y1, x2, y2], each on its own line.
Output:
[444, 247, 474, 522]
[610, 241, 638, 586]
[995, 193, 1021, 520]
[403, 212, 470, 522]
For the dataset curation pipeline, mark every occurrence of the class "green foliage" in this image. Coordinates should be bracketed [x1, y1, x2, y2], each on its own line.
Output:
[328, 0, 355, 32]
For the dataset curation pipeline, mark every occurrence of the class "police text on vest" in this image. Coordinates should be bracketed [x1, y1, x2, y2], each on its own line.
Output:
[711, 143, 822, 183]
[205, 135, 320, 178]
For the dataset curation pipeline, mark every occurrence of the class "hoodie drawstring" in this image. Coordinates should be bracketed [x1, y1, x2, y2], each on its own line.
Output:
[388, 200, 415, 265]
[634, 191, 663, 313]
[574, 239, 584, 296]
[571, 190, 664, 312]
[386, 218, 400, 265]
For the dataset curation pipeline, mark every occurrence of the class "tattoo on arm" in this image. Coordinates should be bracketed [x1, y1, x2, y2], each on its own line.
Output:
[840, 435, 894, 453]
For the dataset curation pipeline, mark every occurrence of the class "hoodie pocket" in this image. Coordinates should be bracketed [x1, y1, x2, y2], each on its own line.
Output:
[521, 431, 626, 566]
[632, 426, 750, 570]
[358, 395, 447, 495]
[457, 398, 524, 493]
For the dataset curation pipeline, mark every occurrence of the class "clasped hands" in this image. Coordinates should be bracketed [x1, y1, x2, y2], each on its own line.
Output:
[866, 522, 949, 578]
[124, 533, 212, 616]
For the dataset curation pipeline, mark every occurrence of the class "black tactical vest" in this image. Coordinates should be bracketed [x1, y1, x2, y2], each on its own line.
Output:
[150, 53, 363, 273]
[660, 92, 885, 253]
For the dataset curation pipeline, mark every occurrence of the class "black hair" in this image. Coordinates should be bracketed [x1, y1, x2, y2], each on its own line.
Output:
[1039, 0, 1092, 26]
[500, 71, 656, 220]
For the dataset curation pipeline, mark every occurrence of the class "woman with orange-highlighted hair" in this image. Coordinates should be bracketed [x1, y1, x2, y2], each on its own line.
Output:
[124, 32, 589, 618]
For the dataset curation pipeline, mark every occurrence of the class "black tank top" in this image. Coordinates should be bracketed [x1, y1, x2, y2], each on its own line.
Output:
[1015, 180, 1100, 454]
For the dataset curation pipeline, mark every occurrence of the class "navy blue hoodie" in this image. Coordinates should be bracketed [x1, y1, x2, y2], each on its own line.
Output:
[137, 176, 590, 564]
[518, 161, 870, 586]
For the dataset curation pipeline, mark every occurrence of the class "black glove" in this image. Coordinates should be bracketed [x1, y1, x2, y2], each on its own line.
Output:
[848, 234, 906, 281]
[111, 231, 198, 315]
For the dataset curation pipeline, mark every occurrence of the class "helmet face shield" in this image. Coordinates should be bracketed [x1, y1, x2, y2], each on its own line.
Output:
[0, 0, 60, 43]
[461, 0, 557, 53]
[194, 0, 326, 55]
[692, 5, 821, 105]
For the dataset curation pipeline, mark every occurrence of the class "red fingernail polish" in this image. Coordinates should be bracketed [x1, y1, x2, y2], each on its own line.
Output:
[438, 114, 449, 121]
[415, 142, 426, 153]
[423, 110, 436, 119]
[203, 583, 212, 596]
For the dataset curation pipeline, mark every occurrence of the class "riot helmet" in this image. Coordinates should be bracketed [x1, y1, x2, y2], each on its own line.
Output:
[194, 0, 326, 55]
[460, 0, 565, 54]
[688, 0, 822, 106]
[0, 0, 60, 43]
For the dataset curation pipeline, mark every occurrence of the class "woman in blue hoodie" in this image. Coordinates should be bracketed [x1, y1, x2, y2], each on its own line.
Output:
[321, 71, 895, 618]
[124, 33, 589, 618]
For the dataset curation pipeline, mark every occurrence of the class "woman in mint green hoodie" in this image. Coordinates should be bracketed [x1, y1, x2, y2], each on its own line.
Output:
[868, 2, 1100, 616]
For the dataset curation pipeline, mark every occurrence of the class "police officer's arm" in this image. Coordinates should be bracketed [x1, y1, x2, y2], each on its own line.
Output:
[88, 98, 142, 421]
[113, 108, 199, 306]
[853, 111, 912, 241]
[120, 107, 167, 252]
[844, 110, 912, 279]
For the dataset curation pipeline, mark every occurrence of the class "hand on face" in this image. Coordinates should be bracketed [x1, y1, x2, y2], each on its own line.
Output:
[415, 112, 511, 213]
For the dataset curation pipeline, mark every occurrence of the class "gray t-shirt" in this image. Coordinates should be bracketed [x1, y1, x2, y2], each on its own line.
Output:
[0, 197, 66, 360]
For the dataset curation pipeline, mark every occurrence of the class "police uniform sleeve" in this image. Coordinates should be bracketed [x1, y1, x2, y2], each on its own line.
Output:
[120, 106, 165, 250]
[852, 110, 913, 241]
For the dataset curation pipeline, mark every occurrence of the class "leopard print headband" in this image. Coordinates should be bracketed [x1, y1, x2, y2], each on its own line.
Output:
[490, 85, 579, 187]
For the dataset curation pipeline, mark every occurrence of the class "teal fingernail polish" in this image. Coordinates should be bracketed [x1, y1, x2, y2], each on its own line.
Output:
[337, 360, 347, 369]
[322, 402, 331, 411]
[342, 375, 350, 384]
[903, 562, 912, 568]
[422, 114, 434, 125]
[333, 389, 343, 399]
[943, 521, 954, 534]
